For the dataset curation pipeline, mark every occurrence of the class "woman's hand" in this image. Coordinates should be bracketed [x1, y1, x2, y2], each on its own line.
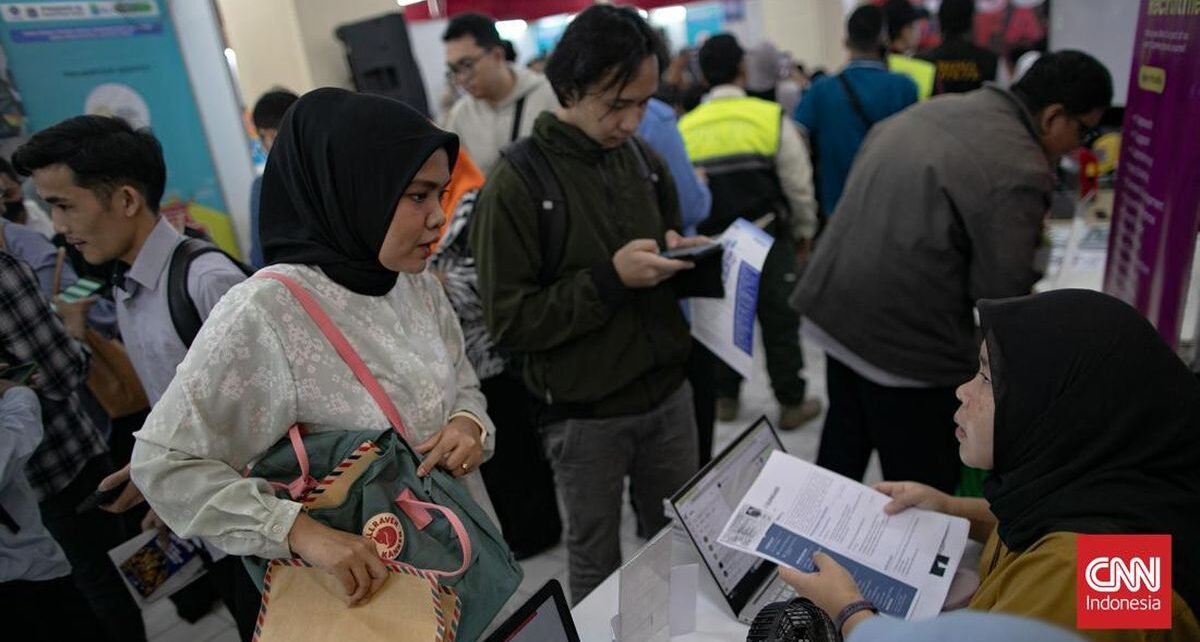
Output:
[97, 463, 146, 513]
[287, 512, 389, 606]
[874, 480, 952, 515]
[414, 415, 484, 478]
[778, 552, 867, 627]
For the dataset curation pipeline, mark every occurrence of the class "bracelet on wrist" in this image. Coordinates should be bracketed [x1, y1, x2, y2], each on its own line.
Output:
[834, 599, 878, 634]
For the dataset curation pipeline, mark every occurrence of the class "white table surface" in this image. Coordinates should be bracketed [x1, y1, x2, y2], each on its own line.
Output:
[572, 527, 750, 642]
[571, 526, 984, 642]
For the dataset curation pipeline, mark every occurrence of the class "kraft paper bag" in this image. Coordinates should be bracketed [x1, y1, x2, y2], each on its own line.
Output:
[254, 561, 458, 642]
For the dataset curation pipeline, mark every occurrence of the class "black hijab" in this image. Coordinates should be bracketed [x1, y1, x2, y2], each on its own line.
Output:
[259, 88, 458, 296]
[979, 289, 1200, 611]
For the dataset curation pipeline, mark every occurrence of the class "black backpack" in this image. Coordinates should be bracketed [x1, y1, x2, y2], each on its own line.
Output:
[167, 237, 254, 348]
[498, 135, 662, 285]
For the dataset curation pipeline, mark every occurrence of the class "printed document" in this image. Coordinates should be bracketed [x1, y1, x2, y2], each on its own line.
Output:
[690, 218, 773, 378]
[717, 451, 969, 619]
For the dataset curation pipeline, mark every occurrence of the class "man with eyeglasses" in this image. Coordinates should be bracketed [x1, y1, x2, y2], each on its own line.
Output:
[440, 13, 559, 175]
[791, 51, 1112, 494]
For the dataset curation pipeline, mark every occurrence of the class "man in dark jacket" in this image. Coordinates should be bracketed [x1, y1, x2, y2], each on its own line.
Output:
[472, 5, 706, 603]
[792, 51, 1112, 492]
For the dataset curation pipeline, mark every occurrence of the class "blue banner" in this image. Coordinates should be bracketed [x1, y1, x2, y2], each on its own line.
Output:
[0, 0, 240, 256]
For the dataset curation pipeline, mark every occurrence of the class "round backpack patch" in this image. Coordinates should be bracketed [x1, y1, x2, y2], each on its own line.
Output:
[362, 513, 404, 560]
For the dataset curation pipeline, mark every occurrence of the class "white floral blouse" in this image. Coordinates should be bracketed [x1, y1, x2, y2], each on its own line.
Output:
[130, 264, 496, 559]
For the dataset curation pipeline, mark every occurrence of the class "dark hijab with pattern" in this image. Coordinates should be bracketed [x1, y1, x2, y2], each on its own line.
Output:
[979, 289, 1200, 611]
[259, 88, 458, 296]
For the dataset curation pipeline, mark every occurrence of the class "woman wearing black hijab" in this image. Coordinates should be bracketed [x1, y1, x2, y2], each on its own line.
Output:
[777, 289, 1200, 640]
[130, 88, 500, 607]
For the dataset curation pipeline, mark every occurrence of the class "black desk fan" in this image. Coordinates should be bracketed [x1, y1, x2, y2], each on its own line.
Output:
[745, 598, 842, 642]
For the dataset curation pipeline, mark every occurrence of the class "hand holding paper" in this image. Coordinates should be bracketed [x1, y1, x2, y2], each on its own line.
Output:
[778, 552, 865, 619]
[717, 451, 969, 619]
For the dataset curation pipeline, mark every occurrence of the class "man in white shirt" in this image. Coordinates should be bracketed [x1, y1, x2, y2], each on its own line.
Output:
[441, 12, 560, 175]
[14, 114, 257, 640]
[0, 380, 104, 637]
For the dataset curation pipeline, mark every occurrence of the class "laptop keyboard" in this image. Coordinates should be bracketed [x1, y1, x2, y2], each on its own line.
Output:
[739, 578, 798, 623]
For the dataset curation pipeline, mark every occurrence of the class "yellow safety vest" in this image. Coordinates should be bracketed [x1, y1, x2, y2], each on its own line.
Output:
[888, 54, 936, 100]
[678, 96, 782, 164]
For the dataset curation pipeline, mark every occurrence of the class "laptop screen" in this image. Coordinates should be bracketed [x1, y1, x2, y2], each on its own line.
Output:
[486, 580, 579, 642]
[670, 417, 784, 614]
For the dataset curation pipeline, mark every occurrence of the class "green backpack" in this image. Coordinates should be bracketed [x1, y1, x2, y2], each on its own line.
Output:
[244, 272, 522, 641]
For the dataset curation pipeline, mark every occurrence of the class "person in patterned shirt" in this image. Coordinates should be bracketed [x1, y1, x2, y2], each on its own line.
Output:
[0, 251, 145, 641]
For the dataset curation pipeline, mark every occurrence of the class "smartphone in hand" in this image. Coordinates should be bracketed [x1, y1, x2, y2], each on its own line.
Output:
[75, 481, 128, 514]
[0, 362, 37, 385]
[660, 243, 722, 262]
[58, 278, 104, 303]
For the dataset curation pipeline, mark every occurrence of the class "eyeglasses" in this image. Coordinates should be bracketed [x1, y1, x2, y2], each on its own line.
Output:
[1074, 116, 1102, 148]
[446, 52, 487, 80]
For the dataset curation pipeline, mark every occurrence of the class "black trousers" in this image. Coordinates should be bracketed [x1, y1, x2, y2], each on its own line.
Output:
[816, 357, 961, 493]
[688, 340, 717, 466]
[478, 371, 562, 559]
[0, 574, 109, 640]
[38, 454, 147, 642]
[208, 555, 262, 642]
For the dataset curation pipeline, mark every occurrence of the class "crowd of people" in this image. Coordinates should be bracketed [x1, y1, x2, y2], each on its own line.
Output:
[1, 1, 1195, 641]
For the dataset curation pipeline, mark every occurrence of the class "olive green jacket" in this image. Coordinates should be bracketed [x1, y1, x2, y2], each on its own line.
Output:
[471, 112, 691, 418]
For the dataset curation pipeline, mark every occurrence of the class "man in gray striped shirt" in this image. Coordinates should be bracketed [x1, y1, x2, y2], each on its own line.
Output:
[16, 114, 255, 639]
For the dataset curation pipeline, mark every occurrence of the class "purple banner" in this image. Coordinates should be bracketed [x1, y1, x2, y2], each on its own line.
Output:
[1103, 1, 1200, 348]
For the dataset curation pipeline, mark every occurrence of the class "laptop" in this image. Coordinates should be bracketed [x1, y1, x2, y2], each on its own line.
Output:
[484, 579, 581, 642]
[670, 416, 796, 624]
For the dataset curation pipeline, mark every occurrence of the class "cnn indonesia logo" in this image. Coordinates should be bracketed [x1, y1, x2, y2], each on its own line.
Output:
[1077, 535, 1172, 630]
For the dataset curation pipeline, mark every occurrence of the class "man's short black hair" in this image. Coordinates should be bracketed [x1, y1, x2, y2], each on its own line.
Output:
[442, 12, 501, 50]
[501, 39, 516, 62]
[938, 0, 975, 39]
[12, 115, 166, 213]
[847, 5, 885, 52]
[883, 0, 920, 42]
[1012, 50, 1113, 117]
[252, 89, 299, 132]
[698, 33, 744, 87]
[544, 5, 667, 107]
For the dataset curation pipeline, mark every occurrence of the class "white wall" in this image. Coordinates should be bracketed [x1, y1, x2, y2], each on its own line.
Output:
[169, 0, 255, 256]
[409, 18, 450, 121]
[762, 0, 847, 71]
[216, 0, 314, 103]
[1050, 0, 1139, 106]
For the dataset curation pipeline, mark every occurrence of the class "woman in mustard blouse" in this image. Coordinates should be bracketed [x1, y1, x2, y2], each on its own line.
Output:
[780, 289, 1200, 641]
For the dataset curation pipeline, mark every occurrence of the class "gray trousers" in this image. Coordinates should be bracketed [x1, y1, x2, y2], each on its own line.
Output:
[542, 382, 699, 603]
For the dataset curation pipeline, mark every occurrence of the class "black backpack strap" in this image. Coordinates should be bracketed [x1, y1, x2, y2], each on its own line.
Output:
[838, 73, 875, 131]
[628, 135, 676, 227]
[500, 139, 566, 286]
[168, 237, 254, 348]
[509, 96, 527, 143]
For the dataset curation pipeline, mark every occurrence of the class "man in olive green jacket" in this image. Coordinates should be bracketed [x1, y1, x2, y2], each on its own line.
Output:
[472, 5, 708, 603]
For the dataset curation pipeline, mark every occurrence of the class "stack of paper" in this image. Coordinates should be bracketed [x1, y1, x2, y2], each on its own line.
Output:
[717, 451, 969, 619]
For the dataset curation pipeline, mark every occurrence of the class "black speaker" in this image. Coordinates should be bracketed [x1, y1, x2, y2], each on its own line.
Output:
[335, 12, 431, 117]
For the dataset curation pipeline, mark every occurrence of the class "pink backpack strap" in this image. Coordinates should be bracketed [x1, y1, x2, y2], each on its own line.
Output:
[267, 425, 320, 500]
[396, 488, 472, 579]
[257, 272, 410, 441]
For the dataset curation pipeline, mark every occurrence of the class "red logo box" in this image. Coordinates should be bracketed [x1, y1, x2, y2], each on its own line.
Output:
[1077, 534, 1172, 630]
